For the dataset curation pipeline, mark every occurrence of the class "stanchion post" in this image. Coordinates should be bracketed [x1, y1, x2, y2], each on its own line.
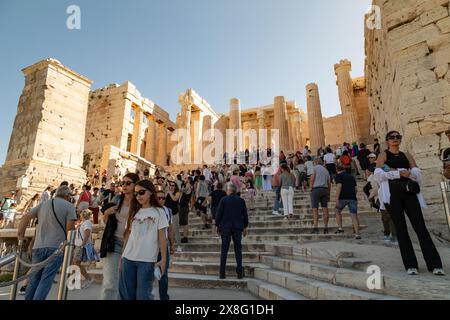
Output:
[9, 239, 24, 300]
[57, 230, 75, 301]
[440, 181, 450, 233]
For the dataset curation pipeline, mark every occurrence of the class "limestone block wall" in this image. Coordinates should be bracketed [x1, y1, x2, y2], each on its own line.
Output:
[100, 145, 156, 185]
[323, 115, 345, 147]
[0, 59, 91, 204]
[352, 77, 373, 145]
[365, 0, 450, 223]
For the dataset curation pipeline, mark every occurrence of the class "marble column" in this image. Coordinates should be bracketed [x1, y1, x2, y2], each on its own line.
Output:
[144, 116, 157, 163]
[334, 59, 360, 143]
[179, 98, 193, 163]
[257, 110, 266, 149]
[287, 114, 295, 151]
[273, 96, 289, 152]
[202, 115, 213, 162]
[130, 106, 142, 155]
[306, 83, 326, 153]
[229, 98, 242, 152]
[156, 122, 167, 166]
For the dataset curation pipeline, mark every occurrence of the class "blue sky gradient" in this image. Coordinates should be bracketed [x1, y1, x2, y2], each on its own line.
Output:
[0, 0, 371, 163]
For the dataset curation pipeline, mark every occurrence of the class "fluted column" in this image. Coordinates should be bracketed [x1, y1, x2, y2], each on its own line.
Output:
[156, 122, 167, 166]
[202, 115, 213, 162]
[145, 117, 157, 163]
[287, 114, 295, 151]
[306, 83, 326, 153]
[334, 59, 360, 143]
[178, 95, 193, 163]
[130, 106, 142, 155]
[229, 98, 242, 152]
[274, 96, 289, 152]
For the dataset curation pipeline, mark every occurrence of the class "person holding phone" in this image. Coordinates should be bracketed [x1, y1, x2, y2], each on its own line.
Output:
[119, 180, 168, 300]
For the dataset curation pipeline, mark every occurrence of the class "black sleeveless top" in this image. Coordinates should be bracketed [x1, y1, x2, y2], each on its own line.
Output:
[164, 193, 179, 215]
[179, 188, 192, 207]
[385, 150, 410, 169]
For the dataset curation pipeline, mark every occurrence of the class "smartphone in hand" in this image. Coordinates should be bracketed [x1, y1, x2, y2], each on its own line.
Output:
[154, 266, 162, 281]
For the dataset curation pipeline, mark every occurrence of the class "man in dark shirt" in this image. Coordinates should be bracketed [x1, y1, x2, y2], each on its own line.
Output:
[215, 183, 249, 279]
[334, 165, 361, 239]
[208, 183, 227, 223]
[101, 182, 117, 207]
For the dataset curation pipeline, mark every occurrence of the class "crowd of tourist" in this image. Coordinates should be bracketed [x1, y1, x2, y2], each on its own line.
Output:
[2, 128, 449, 300]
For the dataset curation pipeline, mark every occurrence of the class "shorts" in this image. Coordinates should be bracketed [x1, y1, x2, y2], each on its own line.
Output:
[179, 206, 190, 226]
[195, 197, 207, 214]
[310, 188, 329, 209]
[336, 199, 358, 215]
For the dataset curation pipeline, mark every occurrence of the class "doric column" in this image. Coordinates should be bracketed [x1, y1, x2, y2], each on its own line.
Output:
[145, 117, 156, 163]
[257, 110, 265, 149]
[202, 115, 213, 162]
[130, 106, 142, 155]
[229, 98, 242, 152]
[273, 96, 289, 152]
[156, 122, 167, 166]
[334, 59, 360, 143]
[287, 114, 295, 151]
[306, 83, 326, 153]
[178, 94, 193, 163]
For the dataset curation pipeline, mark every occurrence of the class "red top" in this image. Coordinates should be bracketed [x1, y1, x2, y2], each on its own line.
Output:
[80, 191, 91, 205]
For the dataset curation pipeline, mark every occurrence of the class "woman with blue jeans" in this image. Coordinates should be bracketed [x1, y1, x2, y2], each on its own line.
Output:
[119, 180, 168, 300]
[100, 173, 139, 300]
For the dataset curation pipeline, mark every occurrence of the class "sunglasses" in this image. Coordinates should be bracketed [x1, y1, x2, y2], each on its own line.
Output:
[134, 190, 148, 197]
[119, 181, 133, 187]
[388, 135, 402, 140]
[169, 184, 175, 187]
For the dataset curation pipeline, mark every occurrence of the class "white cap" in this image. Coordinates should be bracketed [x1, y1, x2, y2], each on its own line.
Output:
[368, 153, 377, 158]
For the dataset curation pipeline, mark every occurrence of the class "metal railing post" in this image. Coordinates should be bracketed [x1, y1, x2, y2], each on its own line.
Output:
[440, 181, 450, 233]
[9, 239, 24, 300]
[57, 230, 75, 301]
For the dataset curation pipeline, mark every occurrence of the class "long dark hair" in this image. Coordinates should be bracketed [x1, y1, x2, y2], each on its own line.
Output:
[126, 180, 162, 237]
[116, 172, 140, 212]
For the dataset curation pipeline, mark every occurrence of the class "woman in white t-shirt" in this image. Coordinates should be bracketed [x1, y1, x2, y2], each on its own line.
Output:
[119, 180, 169, 300]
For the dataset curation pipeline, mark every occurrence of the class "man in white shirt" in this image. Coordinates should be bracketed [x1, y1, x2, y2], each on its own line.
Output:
[40, 186, 52, 204]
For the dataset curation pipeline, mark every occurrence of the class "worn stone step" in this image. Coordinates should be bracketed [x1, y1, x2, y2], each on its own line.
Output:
[247, 279, 307, 300]
[253, 268, 398, 300]
[175, 243, 267, 252]
[169, 261, 265, 277]
[182, 233, 354, 244]
[172, 251, 269, 263]
[188, 219, 354, 229]
[188, 225, 361, 237]
[87, 269, 247, 290]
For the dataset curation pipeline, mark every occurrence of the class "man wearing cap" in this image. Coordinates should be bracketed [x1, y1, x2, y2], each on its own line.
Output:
[366, 153, 378, 178]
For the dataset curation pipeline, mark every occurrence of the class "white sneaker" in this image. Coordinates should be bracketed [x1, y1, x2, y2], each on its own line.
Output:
[272, 211, 280, 216]
[407, 268, 419, 275]
[433, 268, 445, 276]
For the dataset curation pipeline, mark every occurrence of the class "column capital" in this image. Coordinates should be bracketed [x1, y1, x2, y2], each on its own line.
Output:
[334, 59, 352, 75]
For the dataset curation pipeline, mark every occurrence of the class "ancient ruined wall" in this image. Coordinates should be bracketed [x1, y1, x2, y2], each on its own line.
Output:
[365, 0, 450, 223]
[323, 115, 345, 147]
[0, 59, 92, 203]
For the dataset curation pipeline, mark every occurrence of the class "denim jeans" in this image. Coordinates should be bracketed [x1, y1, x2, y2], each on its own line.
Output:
[157, 247, 171, 300]
[220, 230, 243, 276]
[119, 257, 155, 300]
[272, 187, 283, 211]
[101, 237, 123, 300]
[25, 247, 64, 300]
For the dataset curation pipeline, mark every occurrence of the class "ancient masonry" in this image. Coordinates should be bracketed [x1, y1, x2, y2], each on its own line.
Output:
[365, 0, 450, 223]
[306, 83, 326, 152]
[84, 82, 176, 180]
[0, 59, 92, 202]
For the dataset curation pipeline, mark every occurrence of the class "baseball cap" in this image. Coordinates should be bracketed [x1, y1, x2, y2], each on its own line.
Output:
[368, 153, 377, 158]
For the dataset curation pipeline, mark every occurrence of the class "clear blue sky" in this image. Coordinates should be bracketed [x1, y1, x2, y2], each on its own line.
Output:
[0, 0, 371, 163]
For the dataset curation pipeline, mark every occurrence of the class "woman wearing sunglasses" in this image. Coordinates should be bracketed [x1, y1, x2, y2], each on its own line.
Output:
[100, 172, 140, 300]
[119, 180, 169, 300]
[375, 131, 444, 276]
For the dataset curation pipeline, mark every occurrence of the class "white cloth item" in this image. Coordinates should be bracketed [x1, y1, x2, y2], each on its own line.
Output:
[374, 167, 427, 210]
[324, 153, 335, 164]
[40, 191, 51, 204]
[305, 161, 314, 176]
[75, 220, 93, 247]
[122, 207, 169, 263]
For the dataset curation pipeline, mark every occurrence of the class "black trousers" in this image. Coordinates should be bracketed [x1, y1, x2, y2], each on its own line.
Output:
[220, 229, 243, 276]
[385, 182, 442, 271]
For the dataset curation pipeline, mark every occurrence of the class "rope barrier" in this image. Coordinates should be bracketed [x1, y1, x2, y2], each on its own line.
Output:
[0, 241, 67, 288]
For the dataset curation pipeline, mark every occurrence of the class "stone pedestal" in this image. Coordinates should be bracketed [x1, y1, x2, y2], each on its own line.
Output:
[335, 59, 360, 144]
[306, 83, 326, 153]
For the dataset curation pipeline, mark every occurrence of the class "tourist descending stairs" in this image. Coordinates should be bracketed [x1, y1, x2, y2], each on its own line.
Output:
[87, 180, 450, 300]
